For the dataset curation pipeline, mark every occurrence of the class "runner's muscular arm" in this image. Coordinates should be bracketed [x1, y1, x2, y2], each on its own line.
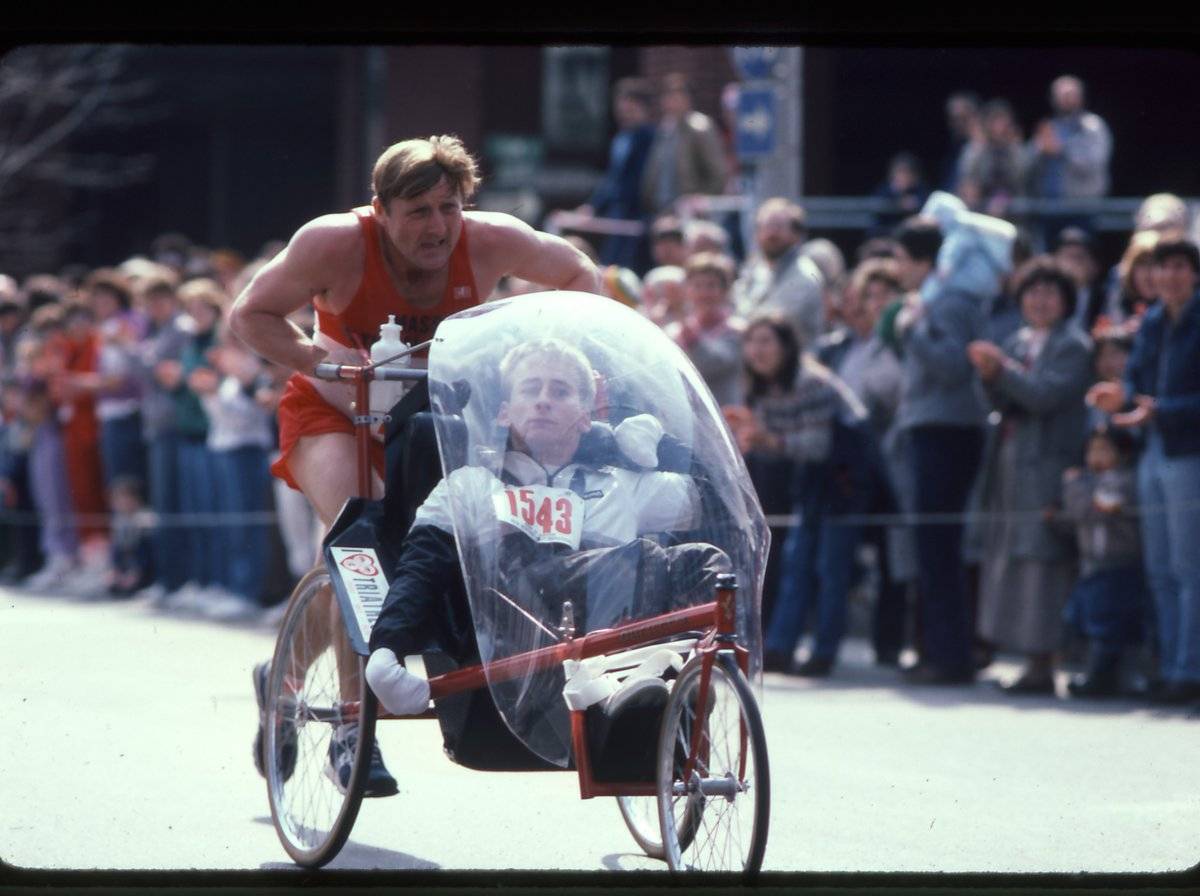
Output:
[469, 212, 600, 294]
[228, 215, 362, 374]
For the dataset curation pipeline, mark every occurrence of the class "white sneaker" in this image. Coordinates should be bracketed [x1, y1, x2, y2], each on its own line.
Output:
[131, 583, 168, 605]
[164, 581, 206, 611]
[61, 567, 108, 597]
[23, 555, 78, 591]
[199, 587, 258, 621]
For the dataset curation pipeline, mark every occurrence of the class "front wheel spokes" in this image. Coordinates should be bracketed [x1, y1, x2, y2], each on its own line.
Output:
[266, 569, 373, 868]
[657, 653, 769, 875]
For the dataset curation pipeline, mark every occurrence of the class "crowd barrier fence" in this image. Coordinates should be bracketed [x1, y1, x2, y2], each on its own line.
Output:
[0, 503, 1194, 531]
[546, 195, 1200, 242]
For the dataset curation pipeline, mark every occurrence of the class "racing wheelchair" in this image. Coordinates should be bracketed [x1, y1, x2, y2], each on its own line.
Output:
[260, 293, 771, 875]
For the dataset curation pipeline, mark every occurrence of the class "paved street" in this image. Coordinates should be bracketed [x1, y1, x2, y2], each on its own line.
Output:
[3, 584, 1198, 875]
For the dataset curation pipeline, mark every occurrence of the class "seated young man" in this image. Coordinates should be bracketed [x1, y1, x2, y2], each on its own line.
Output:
[365, 336, 729, 718]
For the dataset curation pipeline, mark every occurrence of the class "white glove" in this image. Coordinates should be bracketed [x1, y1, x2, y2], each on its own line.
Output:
[614, 413, 664, 468]
[365, 648, 431, 716]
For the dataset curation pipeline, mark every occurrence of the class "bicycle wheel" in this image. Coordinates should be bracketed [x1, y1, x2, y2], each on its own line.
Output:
[265, 568, 376, 867]
[616, 796, 664, 858]
[656, 652, 769, 875]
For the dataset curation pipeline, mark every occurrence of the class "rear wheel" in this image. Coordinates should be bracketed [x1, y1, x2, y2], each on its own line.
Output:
[265, 568, 375, 867]
[616, 796, 664, 859]
[656, 652, 769, 875]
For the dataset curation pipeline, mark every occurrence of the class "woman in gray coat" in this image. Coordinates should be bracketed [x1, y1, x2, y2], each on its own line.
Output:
[967, 257, 1092, 694]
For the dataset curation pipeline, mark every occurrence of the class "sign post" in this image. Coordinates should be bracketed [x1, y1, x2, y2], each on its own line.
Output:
[729, 45, 803, 243]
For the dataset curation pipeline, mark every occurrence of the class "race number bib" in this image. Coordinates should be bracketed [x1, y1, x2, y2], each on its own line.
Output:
[493, 484, 584, 549]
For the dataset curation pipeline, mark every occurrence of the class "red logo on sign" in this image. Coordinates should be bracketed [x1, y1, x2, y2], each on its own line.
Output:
[340, 553, 379, 577]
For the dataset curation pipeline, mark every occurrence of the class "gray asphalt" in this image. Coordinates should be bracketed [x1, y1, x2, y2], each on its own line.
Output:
[3, 584, 1198, 874]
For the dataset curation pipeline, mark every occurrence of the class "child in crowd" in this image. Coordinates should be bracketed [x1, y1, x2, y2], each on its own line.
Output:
[1058, 426, 1146, 697]
[1086, 326, 1134, 433]
[106, 475, 155, 598]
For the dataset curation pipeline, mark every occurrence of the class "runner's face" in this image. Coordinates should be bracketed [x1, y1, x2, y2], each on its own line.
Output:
[377, 177, 464, 272]
[498, 354, 592, 465]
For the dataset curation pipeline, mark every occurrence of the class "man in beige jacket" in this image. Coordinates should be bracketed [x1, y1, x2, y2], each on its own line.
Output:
[640, 73, 728, 218]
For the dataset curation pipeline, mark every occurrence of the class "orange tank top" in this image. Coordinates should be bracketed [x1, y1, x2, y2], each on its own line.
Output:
[315, 207, 480, 355]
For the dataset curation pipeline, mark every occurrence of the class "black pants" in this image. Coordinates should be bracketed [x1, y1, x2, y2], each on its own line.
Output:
[506, 538, 732, 634]
[910, 425, 984, 674]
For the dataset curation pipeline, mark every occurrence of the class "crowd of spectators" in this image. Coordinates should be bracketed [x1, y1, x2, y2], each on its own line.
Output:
[561, 71, 1200, 707]
[0, 238, 314, 622]
[4, 70, 1199, 711]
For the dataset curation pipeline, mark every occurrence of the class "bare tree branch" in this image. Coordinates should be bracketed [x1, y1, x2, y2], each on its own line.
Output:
[0, 45, 153, 196]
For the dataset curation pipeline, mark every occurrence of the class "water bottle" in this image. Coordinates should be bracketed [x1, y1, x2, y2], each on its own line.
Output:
[369, 314, 410, 421]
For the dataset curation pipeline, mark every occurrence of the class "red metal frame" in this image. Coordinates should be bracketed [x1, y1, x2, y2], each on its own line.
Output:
[353, 368, 376, 500]
[329, 361, 746, 800]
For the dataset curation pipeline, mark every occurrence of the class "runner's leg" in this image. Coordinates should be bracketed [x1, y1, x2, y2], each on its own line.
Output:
[288, 431, 383, 694]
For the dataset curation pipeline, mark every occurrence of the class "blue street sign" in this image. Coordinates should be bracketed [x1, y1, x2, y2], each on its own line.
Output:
[732, 46, 780, 81]
[735, 85, 777, 160]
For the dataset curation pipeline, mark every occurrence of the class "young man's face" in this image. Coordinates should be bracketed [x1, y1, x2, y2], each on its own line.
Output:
[1153, 255, 1199, 306]
[498, 353, 592, 465]
[375, 176, 464, 274]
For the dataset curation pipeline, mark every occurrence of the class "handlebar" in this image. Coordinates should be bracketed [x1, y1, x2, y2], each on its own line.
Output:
[311, 362, 430, 383]
[310, 338, 435, 383]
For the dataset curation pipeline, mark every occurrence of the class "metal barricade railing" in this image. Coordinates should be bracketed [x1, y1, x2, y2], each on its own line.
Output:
[545, 195, 1199, 243]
